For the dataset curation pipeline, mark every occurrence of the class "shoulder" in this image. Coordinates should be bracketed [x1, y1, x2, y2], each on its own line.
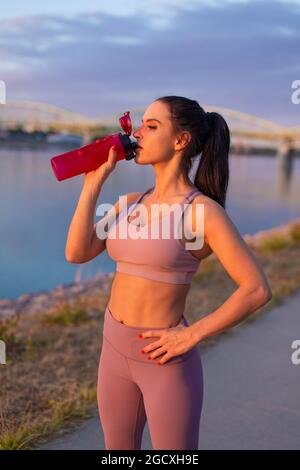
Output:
[188, 193, 230, 242]
[121, 191, 144, 205]
[191, 193, 225, 217]
[113, 191, 143, 214]
[189, 193, 225, 218]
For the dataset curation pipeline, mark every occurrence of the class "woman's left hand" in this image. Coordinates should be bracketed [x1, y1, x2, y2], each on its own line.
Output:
[139, 324, 197, 365]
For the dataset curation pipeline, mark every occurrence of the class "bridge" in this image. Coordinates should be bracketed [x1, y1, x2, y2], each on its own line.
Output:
[0, 100, 299, 152]
[0, 100, 98, 133]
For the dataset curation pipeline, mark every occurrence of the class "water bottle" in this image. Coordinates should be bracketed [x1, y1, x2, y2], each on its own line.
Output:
[50, 111, 139, 181]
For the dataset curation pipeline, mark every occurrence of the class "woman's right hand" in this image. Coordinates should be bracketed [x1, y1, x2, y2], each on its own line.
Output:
[83, 144, 118, 190]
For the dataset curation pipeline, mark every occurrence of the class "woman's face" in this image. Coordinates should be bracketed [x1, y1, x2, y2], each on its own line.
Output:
[132, 101, 178, 165]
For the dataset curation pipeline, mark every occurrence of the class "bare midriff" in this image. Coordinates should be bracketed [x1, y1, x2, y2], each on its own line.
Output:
[107, 186, 209, 328]
[108, 271, 190, 328]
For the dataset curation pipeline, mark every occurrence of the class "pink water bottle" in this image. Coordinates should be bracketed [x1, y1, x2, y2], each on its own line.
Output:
[50, 111, 139, 181]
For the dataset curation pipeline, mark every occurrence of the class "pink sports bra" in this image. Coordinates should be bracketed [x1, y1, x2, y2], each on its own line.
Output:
[106, 186, 202, 284]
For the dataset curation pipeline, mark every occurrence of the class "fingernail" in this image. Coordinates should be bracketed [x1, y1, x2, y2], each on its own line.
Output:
[138, 334, 143, 338]
[141, 350, 145, 354]
[148, 356, 152, 360]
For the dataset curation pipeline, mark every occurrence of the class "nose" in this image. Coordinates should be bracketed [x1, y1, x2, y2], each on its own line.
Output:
[132, 128, 140, 139]
[133, 129, 143, 148]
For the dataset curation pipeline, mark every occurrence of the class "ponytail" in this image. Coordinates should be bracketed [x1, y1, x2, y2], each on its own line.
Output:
[194, 112, 230, 208]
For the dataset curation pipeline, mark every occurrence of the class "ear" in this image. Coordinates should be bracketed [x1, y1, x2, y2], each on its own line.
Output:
[174, 131, 192, 152]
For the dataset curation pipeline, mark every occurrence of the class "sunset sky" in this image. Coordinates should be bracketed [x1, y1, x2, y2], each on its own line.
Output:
[1, 0, 300, 126]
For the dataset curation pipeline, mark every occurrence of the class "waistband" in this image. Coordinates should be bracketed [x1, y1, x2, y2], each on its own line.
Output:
[102, 304, 196, 365]
[116, 261, 195, 284]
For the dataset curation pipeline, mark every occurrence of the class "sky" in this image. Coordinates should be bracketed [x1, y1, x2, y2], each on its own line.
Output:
[1, 0, 300, 126]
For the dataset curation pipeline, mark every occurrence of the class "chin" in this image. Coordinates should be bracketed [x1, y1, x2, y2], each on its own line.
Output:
[134, 153, 149, 165]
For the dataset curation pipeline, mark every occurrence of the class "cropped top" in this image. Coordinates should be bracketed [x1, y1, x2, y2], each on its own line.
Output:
[106, 186, 203, 284]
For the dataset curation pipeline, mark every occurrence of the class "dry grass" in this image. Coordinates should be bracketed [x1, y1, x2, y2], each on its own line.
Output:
[41, 297, 89, 327]
[0, 382, 97, 449]
[290, 222, 300, 242]
[0, 294, 107, 449]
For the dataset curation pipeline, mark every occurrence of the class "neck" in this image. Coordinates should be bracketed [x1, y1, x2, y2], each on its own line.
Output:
[150, 174, 195, 200]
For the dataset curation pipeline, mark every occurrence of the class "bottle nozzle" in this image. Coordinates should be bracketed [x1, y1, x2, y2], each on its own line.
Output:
[119, 111, 132, 135]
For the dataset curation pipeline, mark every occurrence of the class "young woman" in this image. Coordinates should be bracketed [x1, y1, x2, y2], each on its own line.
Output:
[65, 96, 272, 450]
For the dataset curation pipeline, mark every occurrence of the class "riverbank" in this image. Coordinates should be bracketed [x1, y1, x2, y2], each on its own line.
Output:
[0, 272, 115, 320]
[39, 289, 300, 450]
[0, 217, 300, 449]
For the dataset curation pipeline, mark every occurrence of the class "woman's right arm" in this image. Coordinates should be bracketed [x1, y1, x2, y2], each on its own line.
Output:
[65, 144, 141, 263]
[65, 144, 118, 264]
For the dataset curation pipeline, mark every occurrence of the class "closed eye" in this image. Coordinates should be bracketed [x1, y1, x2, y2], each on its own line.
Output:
[148, 126, 156, 129]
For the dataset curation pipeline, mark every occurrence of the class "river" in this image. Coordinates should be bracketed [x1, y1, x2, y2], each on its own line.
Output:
[0, 145, 299, 300]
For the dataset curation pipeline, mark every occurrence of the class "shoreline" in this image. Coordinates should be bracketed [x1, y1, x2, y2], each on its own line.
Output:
[1, 216, 300, 320]
[0, 272, 115, 320]
[1, 216, 300, 449]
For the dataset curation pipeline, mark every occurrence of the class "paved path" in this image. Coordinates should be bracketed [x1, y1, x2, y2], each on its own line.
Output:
[40, 290, 300, 450]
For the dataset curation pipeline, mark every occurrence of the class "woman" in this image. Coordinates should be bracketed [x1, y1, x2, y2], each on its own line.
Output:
[65, 96, 272, 450]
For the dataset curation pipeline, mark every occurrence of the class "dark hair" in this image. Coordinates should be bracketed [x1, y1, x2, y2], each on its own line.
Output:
[155, 96, 230, 209]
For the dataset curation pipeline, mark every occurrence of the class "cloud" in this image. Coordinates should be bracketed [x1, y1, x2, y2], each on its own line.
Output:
[0, 1, 299, 125]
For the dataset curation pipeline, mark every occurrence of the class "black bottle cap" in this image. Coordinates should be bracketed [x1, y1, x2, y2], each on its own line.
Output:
[119, 133, 138, 160]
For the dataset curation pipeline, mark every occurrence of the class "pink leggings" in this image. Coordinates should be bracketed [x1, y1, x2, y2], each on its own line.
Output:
[97, 304, 204, 450]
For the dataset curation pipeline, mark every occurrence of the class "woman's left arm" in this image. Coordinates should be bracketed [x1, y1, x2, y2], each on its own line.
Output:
[189, 198, 272, 344]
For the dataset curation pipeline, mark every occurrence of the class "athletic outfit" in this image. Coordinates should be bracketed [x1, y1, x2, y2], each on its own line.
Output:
[97, 186, 204, 450]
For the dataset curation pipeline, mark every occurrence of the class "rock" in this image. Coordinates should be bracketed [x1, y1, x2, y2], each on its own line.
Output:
[0, 299, 13, 307]
[16, 293, 32, 304]
[70, 284, 86, 294]
[0, 307, 17, 320]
